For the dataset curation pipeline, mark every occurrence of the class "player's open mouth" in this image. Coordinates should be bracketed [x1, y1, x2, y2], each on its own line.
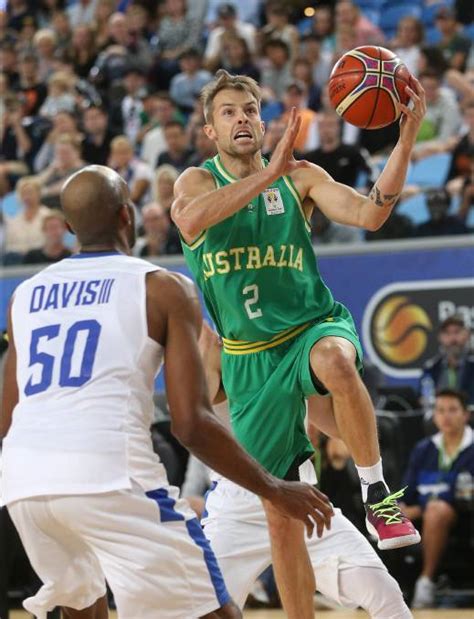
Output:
[234, 130, 253, 142]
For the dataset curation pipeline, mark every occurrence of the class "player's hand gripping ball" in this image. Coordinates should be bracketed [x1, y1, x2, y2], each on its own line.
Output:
[329, 46, 415, 130]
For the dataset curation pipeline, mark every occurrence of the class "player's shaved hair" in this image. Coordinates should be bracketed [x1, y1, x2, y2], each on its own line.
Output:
[201, 69, 261, 123]
[61, 165, 129, 246]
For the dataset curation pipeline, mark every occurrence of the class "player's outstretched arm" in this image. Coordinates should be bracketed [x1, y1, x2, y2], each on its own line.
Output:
[1, 301, 19, 438]
[171, 108, 304, 243]
[293, 78, 426, 231]
[147, 271, 333, 536]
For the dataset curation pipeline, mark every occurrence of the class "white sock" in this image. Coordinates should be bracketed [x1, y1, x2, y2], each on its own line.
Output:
[355, 459, 388, 502]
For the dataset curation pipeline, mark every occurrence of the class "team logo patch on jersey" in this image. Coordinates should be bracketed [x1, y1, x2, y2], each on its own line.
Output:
[263, 188, 285, 215]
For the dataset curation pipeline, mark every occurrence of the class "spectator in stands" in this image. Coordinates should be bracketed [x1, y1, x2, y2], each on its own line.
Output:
[259, 1, 299, 60]
[140, 93, 177, 168]
[0, 42, 20, 88]
[434, 6, 471, 72]
[414, 187, 469, 237]
[334, 0, 384, 48]
[262, 117, 286, 159]
[220, 35, 260, 82]
[23, 211, 72, 264]
[169, 49, 212, 115]
[446, 102, 474, 190]
[105, 11, 152, 71]
[306, 111, 374, 188]
[300, 34, 333, 90]
[67, 0, 98, 29]
[401, 389, 474, 608]
[34, 110, 82, 172]
[279, 81, 318, 153]
[32, 28, 58, 82]
[3, 176, 50, 264]
[133, 202, 171, 258]
[7, 0, 36, 33]
[155, 0, 202, 87]
[204, 3, 256, 72]
[69, 24, 98, 79]
[0, 95, 31, 196]
[14, 52, 47, 117]
[392, 16, 424, 77]
[420, 315, 474, 406]
[39, 70, 76, 119]
[110, 65, 146, 146]
[307, 4, 336, 54]
[50, 10, 72, 55]
[156, 121, 193, 172]
[80, 104, 115, 166]
[153, 164, 181, 254]
[413, 71, 461, 160]
[108, 135, 152, 207]
[35, 133, 85, 208]
[93, 0, 115, 51]
[260, 39, 292, 101]
[291, 57, 321, 112]
[186, 123, 217, 168]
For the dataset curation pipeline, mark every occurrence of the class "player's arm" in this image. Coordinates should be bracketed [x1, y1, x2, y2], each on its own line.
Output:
[295, 78, 427, 231]
[198, 321, 226, 404]
[1, 300, 18, 439]
[171, 108, 303, 243]
[146, 271, 333, 536]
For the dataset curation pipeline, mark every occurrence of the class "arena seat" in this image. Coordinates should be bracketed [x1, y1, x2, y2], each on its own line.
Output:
[406, 153, 451, 187]
[421, 0, 455, 27]
[379, 4, 422, 39]
[397, 192, 429, 224]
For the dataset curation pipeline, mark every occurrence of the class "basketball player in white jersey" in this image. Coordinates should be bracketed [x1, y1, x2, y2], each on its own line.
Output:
[198, 323, 413, 618]
[0, 166, 333, 619]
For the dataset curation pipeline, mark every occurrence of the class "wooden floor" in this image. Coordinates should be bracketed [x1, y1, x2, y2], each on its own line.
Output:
[8, 610, 474, 618]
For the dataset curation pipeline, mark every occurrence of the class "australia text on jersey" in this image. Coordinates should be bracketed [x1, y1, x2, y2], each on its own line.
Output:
[29, 279, 115, 313]
[202, 244, 304, 280]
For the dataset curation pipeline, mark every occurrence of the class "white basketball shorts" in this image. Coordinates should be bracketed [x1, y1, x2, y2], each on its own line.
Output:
[202, 478, 412, 618]
[8, 482, 229, 619]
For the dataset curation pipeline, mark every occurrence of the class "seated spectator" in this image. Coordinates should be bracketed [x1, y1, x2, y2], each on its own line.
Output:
[3, 175, 50, 264]
[14, 51, 47, 116]
[108, 135, 152, 207]
[7, 0, 36, 34]
[67, 0, 98, 29]
[391, 16, 424, 77]
[0, 95, 31, 196]
[152, 164, 182, 254]
[23, 211, 72, 264]
[401, 389, 474, 608]
[93, 0, 115, 51]
[306, 4, 336, 54]
[133, 202, 171, 258]
[32, 27, 58, 82]
[220, 35, 260, 82]
[299, 34, 333, 91]
[291, 57, 321, 112]
[260, 39, 292, 101]
[334, 0, 384, 48]
[434, 6, 471, 72]
[446, 102, 474, 192]
[156, 121, 193, 171]
[258, 1, 299, 60]
[80, 104, 116, 166]
[35, 133, 85, 208]
[186, 123, 217, 168]
[262, 117, 286, 159]
[420, 315, 474, 407]
[139, 93, 177, 168]
[68, 23, 98, 79]
[279, 81, 318, 153]
[306, 111, 374, 188]
[34, 110, 81, 172]
[413, 71, 461, 160]
[413, 188, 469, 237]
[169, 49, 212, 115]
[50, 10, 72, 55]
[204, 3, 256, 73]
[39, 70, 76, 119]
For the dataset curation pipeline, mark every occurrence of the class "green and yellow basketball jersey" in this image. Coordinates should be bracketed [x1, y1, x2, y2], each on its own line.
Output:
[182, 154, 335, 349]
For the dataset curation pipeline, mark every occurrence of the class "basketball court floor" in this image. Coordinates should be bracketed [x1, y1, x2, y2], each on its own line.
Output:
[8, 610, 474, 618]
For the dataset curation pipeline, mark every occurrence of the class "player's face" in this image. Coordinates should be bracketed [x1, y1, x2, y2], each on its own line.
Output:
[206, 89, 264, 158]
[434, 396, 468, 435]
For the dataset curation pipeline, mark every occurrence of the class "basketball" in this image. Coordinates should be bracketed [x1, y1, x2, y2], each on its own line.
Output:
[328, 46, 414, 130]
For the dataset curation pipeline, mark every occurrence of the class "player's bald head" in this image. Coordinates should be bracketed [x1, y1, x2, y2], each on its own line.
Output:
[61, 165, 130, 246]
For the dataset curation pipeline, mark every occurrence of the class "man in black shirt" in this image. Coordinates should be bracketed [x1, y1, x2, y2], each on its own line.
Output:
[306, 111, 374, 188]
[414, 188, 469, 237]
[23, 212, 72, 265]
[81, 105, 116, 166]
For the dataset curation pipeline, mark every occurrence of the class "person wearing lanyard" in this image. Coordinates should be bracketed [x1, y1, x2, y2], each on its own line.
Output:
[400, 388, 474, 609]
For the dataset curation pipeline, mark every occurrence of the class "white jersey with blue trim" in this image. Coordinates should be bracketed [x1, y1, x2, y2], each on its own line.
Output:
[2, 252, 168, 505]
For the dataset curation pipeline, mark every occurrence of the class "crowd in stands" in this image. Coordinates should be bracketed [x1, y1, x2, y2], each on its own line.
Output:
[1, 0, 473, 265]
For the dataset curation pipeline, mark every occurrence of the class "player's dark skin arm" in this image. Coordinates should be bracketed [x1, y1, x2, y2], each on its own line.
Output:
[146, 270, 334, 537]
[1, 301, 18, 439]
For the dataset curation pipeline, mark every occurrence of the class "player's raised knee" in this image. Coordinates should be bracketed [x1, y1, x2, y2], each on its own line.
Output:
[310, 339, 357, 386]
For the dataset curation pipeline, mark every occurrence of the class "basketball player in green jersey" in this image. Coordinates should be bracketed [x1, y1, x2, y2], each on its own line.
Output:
[172, 70, 426, 619]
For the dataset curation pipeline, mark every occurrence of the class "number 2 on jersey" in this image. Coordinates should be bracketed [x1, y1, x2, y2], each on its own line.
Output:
[243, 284, 263, 320]
[25, 319, 101, 396]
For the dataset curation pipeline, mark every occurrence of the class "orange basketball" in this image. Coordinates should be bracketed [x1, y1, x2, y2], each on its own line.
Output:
[328, 46, 414, 130]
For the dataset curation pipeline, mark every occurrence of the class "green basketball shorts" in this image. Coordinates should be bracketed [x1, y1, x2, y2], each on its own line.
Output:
[221, 302, 363, 478]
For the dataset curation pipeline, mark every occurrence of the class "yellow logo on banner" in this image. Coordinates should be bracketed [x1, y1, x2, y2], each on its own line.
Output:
[372, 295, 433, 365]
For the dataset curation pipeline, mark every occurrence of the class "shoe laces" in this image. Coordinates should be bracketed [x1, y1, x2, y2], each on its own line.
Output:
[368, 487, 407, 524]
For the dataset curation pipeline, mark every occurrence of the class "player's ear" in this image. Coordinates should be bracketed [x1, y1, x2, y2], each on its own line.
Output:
[204, 123, 216, 141]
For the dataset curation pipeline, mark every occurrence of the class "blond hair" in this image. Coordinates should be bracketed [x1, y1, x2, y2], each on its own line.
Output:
[201, 69, 261, 123]
[16, 176, 42, 196]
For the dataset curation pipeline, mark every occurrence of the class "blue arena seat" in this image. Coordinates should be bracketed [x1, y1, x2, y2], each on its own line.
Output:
[1, 192, 21, 218]
[421, 0, 455, 27]
[397, 192, 429, 224]
[379, 4, 422, 38]
[406, 153, 451, 187]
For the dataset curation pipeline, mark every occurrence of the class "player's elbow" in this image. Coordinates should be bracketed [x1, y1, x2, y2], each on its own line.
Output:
[365, 218, 384, 232]
[171, 416, 200, 449]
[171, 199, 201, 240]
